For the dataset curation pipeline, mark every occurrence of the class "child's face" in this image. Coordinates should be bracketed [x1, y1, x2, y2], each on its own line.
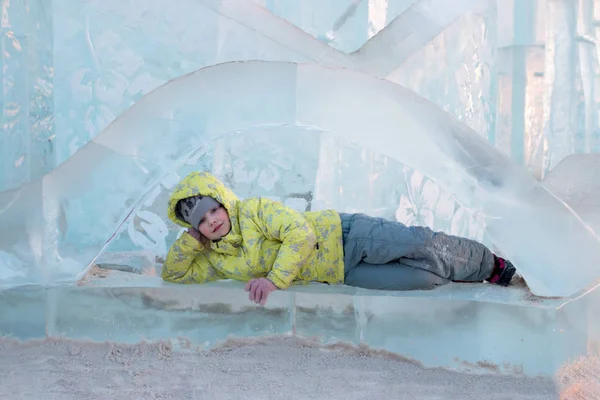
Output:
[197, 205, 231, 241]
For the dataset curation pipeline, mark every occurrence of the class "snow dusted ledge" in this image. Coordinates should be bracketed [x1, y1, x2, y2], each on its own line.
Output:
[2, 265, 599, 378]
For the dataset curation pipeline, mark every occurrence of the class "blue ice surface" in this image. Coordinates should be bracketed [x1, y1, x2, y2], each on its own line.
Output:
[1, 0, 600, 380]
[1, 266, 598, 378]
[1, 60, 599, 297]
[3, 0, 598, 297]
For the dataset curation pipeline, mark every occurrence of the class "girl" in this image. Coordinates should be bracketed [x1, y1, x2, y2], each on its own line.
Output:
[163, 172, 516, 306]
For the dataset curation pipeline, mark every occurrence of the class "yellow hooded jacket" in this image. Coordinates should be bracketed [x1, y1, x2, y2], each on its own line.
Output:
[162, 171, 345, 289]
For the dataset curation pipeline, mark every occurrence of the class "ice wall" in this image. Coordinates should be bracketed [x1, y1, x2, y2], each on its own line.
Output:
[2, 0, 599, 189]
[52, 0, 350, 168]
[388, 2, 497, 143]
[46, 0, 494, 248]
[45, 0, 600, 178]
[0, 0, 54, 191]
[1, 60, 600, 298]
[2, 0, 600, 297]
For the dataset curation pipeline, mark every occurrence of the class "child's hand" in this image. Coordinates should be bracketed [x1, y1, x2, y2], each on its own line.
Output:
[245, 278, 277, 306]
[186, 227, 202, 242]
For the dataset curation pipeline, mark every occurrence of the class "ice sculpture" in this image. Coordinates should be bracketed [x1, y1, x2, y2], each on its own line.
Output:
[50, 0, 488, 168]
[1, 60, 599, 297]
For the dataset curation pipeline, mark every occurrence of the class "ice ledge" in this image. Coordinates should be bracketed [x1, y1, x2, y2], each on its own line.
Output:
[78, 267, 569, 309]
[2, 267, 598, 378]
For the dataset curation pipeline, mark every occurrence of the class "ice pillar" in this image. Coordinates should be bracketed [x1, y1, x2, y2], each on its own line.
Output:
[577, 0, 600, 154]
[0, 0, 55, 192]
[543, 0, 580, 173]
[495, 0, 546, 178]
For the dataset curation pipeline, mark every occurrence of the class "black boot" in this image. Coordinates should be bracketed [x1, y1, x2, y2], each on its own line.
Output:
[485, 255, 516, 286]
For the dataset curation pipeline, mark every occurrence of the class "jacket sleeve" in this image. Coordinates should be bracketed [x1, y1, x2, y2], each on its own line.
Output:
[161, 232, 225, 284]
[248, 197, 317, 289]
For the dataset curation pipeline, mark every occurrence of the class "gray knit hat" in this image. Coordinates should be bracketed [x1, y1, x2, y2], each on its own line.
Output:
[177, 195, 221, 228]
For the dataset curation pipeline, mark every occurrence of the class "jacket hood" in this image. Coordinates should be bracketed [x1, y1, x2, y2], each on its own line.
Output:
[168, 171, 239, 228]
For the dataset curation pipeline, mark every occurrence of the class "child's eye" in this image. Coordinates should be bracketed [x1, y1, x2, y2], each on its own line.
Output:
[211, 207, 218, 213]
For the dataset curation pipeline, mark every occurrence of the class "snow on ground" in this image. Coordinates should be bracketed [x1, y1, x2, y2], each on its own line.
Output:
[1, 335, 558, 400]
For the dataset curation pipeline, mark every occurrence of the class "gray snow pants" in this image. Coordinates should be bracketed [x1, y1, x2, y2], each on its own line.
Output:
[339, 213, 496, 291]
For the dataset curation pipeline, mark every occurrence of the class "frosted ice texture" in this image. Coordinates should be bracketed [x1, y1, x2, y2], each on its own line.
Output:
[51, 0, 351, 167]
[51, 0, 487, 168]
[0, 0, 54, 191]
[541, 154, 600, 235]
[2, 0, 600, 298]
[47, 0, 498, 261]
[1, 60, 600, 297]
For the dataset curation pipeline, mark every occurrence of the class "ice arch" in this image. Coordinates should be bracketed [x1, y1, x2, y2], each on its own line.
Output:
[0, 61, 598, 297]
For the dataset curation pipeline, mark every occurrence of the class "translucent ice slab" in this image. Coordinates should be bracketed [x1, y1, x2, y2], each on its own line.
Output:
[1, 61, 599, 297]
[2, 270, 598, 377]
[541, 154, 600, 234]
[353, 0, 483, 76]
